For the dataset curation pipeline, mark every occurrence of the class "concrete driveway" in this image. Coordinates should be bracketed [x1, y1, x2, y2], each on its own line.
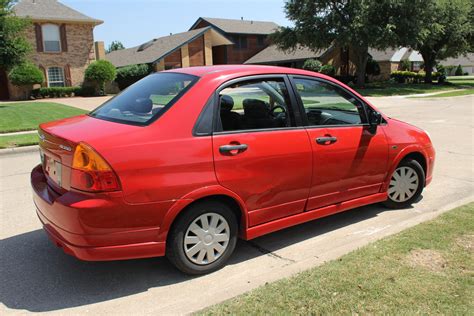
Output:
[0, 95, 472, 314]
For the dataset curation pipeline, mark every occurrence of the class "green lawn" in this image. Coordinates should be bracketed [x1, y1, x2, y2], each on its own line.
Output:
[0, 102, 87, 133]
[354, 79, 474, 97]
[0, 133, 39, 149]
[201, 203, 474, 315]
[413, 88, 474, 98]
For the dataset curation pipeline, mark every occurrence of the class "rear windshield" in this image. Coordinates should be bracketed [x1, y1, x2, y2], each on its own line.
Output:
[89, 72, 198, 125]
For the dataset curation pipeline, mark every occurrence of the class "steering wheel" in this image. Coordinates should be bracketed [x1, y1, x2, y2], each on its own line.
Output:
[270, 105, 287, 117]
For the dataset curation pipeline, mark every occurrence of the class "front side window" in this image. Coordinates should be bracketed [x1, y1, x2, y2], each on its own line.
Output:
[90, 72, 198, 125]
[42, 24, 61, 52]
[47, 67, 65, 87]
[293, 78, 366, 126]
[217, 78, 295, 132]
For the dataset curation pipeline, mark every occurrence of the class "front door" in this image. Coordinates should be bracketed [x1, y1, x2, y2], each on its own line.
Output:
[291, 76, 389, 210]
[212, 76, 312, 227]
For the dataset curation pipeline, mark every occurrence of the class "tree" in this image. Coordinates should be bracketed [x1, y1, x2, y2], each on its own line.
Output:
[0, 0, 31, 71]
[85, 60, 116, 95]
[271, 0, 426, 86]
[455, 64, 463, 76]
[412, 0, 473, 83]
[106, 40, 125, 54]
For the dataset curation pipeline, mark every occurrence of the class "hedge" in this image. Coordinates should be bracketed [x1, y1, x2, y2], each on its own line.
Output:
[31, 86, 83, 98]
[115, 64, 152, 90]
[390, 71, 441, 83]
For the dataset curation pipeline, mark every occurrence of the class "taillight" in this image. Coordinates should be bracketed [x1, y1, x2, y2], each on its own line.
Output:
[70, 142, 120, 192]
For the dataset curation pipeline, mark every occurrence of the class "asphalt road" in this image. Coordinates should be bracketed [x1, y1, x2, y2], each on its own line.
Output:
[1, 95, 473, 315]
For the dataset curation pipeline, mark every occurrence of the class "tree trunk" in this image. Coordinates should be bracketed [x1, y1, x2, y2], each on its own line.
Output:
[354, 46, 369, 87]
[420, 51, 436, 84]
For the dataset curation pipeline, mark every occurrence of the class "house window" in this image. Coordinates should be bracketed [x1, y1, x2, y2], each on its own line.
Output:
[232, 35, 248, 50]
[257, 35, 265, 46]
[42, 24, 61, 52]
[47, 67, 65, 87]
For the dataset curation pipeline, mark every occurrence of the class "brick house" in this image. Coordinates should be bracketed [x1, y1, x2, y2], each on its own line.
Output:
[188, 17, 278, 64]
[106, 27, 232, 72]
[0, 0, 103, 100]
[106, 17, 277, 71]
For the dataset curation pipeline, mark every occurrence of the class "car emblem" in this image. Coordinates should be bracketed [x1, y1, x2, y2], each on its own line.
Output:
[59, 144, 72, 152]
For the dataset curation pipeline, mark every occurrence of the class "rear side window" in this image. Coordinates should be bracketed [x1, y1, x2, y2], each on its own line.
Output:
[90, 72, 198, 125]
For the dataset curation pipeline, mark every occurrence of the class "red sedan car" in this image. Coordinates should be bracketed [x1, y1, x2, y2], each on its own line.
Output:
[31, 65, 435, 274]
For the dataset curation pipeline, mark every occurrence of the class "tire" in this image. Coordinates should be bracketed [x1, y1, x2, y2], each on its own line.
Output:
[383, 159, 425, 209]
[166, 200, 238, 275]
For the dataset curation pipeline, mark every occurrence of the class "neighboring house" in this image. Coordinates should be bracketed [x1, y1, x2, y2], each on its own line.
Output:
[244, 45, 323, 68]
[0, 0, 103, 100]
[189, 17, 278, 64]
[439, 53, 474, 75]
[106, 17, 278, 71]
[106, 27, 232, 71]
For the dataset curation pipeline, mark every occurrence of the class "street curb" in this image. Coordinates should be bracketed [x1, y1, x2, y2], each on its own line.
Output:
[0, 145, 38, 156]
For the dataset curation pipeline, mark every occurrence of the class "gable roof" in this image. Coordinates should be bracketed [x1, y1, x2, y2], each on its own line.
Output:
[440, 53, 474, 66]
[368, 48, 423, 62]
[190, 17, 279, 35]
[13, 0, 102, 25]
[106, 27, 232, 68]
[245, 45, 324, 64]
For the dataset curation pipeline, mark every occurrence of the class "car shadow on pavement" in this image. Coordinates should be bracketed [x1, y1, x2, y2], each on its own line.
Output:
[0, 202, 403, 312]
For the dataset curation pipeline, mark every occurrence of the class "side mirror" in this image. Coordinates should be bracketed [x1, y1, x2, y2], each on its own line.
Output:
[368, 111, 382, 134]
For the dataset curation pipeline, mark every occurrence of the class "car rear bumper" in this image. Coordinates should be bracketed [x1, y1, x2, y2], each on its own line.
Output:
[31, 164, 167, 261]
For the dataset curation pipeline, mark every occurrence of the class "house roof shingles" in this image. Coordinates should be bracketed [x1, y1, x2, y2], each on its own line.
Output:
[191, 17, 279, 35]
[13, 0, 103, 25]
[245, 45, 323, 64]
[440, 53, 474, 66]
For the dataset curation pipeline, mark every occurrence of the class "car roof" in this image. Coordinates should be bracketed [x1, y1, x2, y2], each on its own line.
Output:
[164, 64, 331, 80]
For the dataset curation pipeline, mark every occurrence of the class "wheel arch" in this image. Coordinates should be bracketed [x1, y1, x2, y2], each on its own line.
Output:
[381, 146, 428, 192]
[157, 185, 248, 242]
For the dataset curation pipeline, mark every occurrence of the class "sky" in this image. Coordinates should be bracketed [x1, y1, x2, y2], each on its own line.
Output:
[60, 0, 291, 49]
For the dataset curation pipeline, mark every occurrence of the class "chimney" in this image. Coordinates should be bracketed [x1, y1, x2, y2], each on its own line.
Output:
[241, 17, 243, 20]
[94, 41, 105, 60]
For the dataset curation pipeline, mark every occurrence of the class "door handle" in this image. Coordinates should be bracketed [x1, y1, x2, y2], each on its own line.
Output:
[219, 144, 248, 155]
[316, 136, 337, 145]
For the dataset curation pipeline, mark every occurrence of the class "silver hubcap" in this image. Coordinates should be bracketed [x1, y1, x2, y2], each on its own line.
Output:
[184, 213, 230, 265]
[388, 166, 419, 202]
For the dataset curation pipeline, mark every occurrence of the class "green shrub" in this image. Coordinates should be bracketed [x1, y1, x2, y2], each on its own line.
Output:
[85, 60, 117, 95]
[115, 64, 151, 90]
[8, 62, 44, 86]
[302, 59, 322, 72]
[391, 70, 441, 83]
[31, 87, 81, 98]
[319, 64, 336, 77]
[455, 64, 463, 76]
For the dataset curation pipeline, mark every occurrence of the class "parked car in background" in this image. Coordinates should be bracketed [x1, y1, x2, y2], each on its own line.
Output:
[31, 65, 435, 274]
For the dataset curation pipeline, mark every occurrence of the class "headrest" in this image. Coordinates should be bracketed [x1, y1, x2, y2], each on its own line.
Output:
[133, 98, 153, 114]
[220, 95, 234, 112]
[243, 99, 269, 118]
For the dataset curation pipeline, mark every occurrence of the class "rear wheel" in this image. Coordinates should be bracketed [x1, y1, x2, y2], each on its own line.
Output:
[166, 200, 238, 275]
[383, 159, 425, 209]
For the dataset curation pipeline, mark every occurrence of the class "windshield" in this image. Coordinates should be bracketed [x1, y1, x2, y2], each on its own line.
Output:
[90, 72, 198, 125]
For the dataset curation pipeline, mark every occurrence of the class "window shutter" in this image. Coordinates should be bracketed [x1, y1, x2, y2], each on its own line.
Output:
[64, 64, 72, 86]
[38, 65, 47, 87]
[34, 24, 43, 52]
[60, 24, 68, 52]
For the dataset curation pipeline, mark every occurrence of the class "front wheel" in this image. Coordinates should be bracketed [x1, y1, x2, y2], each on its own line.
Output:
[383, 159, 425, 209]
[166, 200, 238, 275]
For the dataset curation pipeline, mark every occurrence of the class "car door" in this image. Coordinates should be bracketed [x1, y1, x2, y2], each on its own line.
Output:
[290, 76, 389, 211]
[211, 76, 313, 227]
